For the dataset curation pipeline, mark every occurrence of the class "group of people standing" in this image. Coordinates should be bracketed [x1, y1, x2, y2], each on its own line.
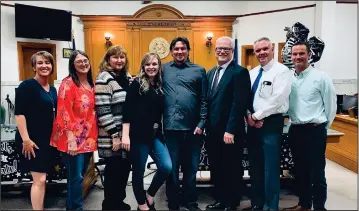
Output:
[14, 35, 336, 211]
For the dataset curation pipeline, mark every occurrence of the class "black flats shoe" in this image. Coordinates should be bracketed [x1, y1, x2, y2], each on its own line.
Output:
[146, 197, 156, 210]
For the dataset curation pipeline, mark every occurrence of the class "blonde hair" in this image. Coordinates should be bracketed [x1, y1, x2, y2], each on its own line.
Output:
[138, 52, 163, 95]
[98, 45, 129, 72]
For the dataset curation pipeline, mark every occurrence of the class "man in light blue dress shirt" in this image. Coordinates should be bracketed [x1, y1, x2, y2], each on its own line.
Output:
[244, 37, 293, 211]
[284, 41, 336, 211]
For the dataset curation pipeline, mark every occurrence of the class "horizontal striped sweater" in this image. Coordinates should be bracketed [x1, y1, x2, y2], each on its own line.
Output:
[95, 70, 131, 158]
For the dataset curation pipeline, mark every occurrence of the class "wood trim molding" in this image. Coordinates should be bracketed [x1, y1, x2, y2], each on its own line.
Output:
[17, 42, 57, 82]
[278, 42, 286, 63]
[133, 4, 185, 19]
[336, 1, 358, 4]
[238, 4, 316, 18]
[79, 4, 237, 29]
[241, 45, 253, 67]
[2, 2, 318, 19]
[1, 2, 14, 7]
[335, 114, 358, 125]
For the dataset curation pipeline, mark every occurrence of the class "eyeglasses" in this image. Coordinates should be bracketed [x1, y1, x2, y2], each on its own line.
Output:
[215, 47, 233, 52]
[74, 59, 89, 65]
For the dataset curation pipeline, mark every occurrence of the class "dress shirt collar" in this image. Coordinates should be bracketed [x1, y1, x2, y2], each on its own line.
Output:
[294, 64, 313, 77]
[217, 58, 233, 71]
[261, 59, 275, 72]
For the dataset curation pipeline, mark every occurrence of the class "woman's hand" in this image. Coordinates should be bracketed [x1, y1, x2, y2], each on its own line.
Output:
[68, 140, 78, 156]
[112, 137, 121, 151]
[67, 132, 78, 156]
[22, 139, 39, 160]
[121, 135, 130, 151]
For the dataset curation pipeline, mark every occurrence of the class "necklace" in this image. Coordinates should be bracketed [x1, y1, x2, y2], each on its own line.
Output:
[34, 77, 55, 120]
[46, 90, 56, 120]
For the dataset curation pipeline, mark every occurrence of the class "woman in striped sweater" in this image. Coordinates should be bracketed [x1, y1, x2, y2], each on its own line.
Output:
[95, 45, 132, 211]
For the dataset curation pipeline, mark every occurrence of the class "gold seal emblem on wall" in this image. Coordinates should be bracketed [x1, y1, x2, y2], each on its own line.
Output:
[149, 37, 170, 59]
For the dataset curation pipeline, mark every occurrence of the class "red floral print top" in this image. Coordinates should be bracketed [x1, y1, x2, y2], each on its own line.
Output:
[50, 77, 98, 153]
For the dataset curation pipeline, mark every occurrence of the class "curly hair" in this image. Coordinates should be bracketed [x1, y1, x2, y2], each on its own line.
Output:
[138, 52, 163, 95]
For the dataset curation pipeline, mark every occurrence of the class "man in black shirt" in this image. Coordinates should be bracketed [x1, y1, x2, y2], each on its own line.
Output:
[163, 37, 208, 211]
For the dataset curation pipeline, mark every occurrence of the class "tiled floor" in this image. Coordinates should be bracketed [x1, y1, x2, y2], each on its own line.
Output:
[1, 159, 357, 210]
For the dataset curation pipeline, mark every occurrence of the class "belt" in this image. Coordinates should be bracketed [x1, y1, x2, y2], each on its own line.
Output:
[291, 122, 326, 128]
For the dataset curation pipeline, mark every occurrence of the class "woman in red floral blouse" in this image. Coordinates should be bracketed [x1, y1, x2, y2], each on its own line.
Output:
[50, 50, 98, 210]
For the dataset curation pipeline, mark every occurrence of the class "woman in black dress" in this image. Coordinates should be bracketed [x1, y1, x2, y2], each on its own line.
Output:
[122, 52, 172, 210]
[15, 51, 57, 210]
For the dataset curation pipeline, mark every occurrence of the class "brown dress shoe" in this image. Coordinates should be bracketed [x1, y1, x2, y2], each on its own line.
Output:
[282, 205, 311, 211]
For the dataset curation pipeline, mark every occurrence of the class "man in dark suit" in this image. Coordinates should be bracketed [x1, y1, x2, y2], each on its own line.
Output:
[205, 36, 251, 210]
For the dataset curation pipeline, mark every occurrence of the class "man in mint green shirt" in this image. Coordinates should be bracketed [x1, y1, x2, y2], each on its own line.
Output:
[284, 41, 336, 211]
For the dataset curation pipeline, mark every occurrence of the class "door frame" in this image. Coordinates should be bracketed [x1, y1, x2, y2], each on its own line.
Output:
[278, 42, 286, 63]
[17, 42, 57, 82]
[241, 45, 254, 68]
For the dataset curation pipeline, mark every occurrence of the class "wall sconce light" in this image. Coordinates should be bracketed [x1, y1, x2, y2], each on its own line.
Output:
[205, 32, 214, 53]
[104, 33, 113, 49]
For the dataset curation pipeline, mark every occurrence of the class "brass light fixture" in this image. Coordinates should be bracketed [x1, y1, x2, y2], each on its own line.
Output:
[205, 32, 214, 53]
[104, 33, 113, 49]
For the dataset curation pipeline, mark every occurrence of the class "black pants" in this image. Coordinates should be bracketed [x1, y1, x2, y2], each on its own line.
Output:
[102, 156, 131, 210]
[207, 130, 244, 207]
[289, 123, 328, 210]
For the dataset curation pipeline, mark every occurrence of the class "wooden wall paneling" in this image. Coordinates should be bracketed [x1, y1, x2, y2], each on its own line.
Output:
[89, 29, 126, 78]
[131, 29, 141, 76]
[193, 29, 226, 71]
[84, 28, 94, 79]
[139, 28, 178, 67]
[125, 28, 134, 75]
[80, 4, 237, 77]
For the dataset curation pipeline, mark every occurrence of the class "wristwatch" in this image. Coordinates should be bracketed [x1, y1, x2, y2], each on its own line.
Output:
[111, 132, 120, 139]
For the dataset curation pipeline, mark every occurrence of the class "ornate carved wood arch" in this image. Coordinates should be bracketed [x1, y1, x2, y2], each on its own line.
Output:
[126, 4, 191, 28]
[133, 4, 185, 19]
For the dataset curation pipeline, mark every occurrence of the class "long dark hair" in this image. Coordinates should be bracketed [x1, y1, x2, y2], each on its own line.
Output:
[68, 50, 94, 87]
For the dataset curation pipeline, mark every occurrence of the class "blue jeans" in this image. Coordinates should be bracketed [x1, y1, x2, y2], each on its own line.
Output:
[131, 138, 172, 205]
[164, 130, 202, 207]
[62, 152, 92, 211]
[247, 114, 283, 210]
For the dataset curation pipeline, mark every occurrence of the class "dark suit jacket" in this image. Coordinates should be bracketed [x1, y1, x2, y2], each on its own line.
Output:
[206, 60, 251, 137]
